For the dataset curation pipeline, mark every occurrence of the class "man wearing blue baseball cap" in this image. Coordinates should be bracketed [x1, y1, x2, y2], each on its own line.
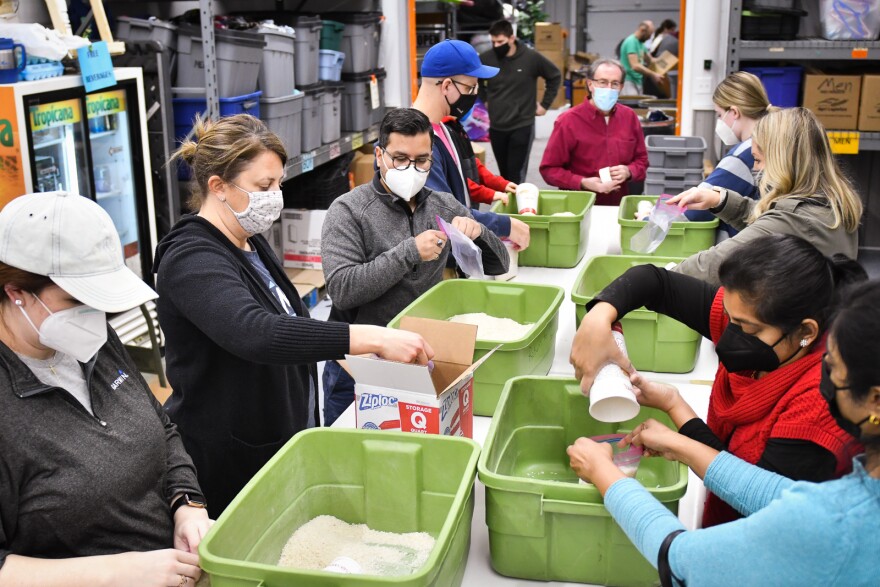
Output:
[415, 39, 531, 251]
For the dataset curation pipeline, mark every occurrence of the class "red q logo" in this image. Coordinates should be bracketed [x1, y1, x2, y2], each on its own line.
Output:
[412, 412, 427, 430]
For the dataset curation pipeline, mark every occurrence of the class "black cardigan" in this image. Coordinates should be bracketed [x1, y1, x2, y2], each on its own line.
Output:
[153, 215, 350, 513]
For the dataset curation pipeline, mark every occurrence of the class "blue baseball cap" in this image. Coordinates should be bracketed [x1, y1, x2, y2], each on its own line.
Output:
[421, 39, 499, 79]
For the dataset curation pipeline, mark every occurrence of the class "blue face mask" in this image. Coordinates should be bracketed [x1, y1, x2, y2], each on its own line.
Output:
[592, 87, 619, 112]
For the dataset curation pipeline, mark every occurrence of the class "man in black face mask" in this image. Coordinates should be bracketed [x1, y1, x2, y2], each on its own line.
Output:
[478, 20, 562, 184]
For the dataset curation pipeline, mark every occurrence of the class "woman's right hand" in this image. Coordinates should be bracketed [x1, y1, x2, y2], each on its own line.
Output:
[629, 372, 681, 413]
[376, 327, 435, 365]
[107, 549, 201, 587]
[666, 187, 721, 211]
[570, 302, 632, 395]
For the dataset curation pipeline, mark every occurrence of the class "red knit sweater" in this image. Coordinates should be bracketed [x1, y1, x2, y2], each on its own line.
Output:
[702, 289, 858, 527]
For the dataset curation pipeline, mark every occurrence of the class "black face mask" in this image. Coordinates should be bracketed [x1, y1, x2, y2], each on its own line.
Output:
[819, 359, 870, 439]
[492, 43, 509, 59]
[715, 323, 799, 373]
[446, 88, 478, 119]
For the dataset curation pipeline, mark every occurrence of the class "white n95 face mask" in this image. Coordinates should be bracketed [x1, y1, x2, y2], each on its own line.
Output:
[381, 157, 428, 202]
[226, 184, 284, 235]
[20, 294, 108, 363]
[715, 111, 740, 146]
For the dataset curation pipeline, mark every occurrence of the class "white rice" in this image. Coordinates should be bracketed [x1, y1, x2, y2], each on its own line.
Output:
[277, 515, 435, 577]
[448, 312, 534, 341]
[551, 211, 576, 216]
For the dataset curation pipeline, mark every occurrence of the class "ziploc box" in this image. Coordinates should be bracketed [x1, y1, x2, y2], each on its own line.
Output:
[346, 317, 497, 438]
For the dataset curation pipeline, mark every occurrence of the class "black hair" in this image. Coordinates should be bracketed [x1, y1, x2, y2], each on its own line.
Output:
[489, 20, 514, 38]
[378, 108, 433, 149]
[830, 280, 880, 403]
[658, 19, 677, 34]
[718, 234, 867, 338]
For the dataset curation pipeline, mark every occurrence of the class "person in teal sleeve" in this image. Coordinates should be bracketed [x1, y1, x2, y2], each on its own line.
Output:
[619, 20, 664, 95]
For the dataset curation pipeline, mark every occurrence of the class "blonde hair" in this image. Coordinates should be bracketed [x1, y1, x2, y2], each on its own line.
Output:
[751, 107, 862, 232]
[713, 71, 778, 120]
[170, 114, 287, 212]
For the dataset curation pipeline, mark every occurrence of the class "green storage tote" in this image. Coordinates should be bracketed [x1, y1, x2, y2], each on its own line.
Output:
[199, 428, 480, 586]
[571, 254, 702, 373]
[387, 280, 564, 417]
[478, 376, 688, 587]
[618, 195, 718, 257]
[490, 190, 595, 268]
[320, 20, 345, 51]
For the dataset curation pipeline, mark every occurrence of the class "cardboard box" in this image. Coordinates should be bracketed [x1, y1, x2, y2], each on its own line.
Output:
[346, 317, 497, 438]
[260, 220, 283, 263]
[281, 209, 327, 269]
[803, 74, 862, 131]
[571, 77, 587, 107]
[858, 75, 880, 132]
[472, 142, 486, 164]
[285, 268, 326, 308]
[349, 150, 376, 187]
[650, 51, 679, 76]
[534, 22, 564, 51]
[538, 49, 567, 71]
[538, 76, 567, 110]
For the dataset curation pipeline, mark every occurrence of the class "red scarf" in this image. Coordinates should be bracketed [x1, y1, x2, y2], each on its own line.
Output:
[702, 289, 857, 527]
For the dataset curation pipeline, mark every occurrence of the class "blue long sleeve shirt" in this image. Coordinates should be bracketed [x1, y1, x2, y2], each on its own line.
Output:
[686, 139, 758, 235]
[604, 452, 880, 586]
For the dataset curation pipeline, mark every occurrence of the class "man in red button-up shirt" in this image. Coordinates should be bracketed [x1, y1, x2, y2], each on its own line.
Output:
[540, 60, 648, 206]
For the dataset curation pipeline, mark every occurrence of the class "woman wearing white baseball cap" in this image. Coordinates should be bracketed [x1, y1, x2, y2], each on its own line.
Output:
[0, 191, 211, 587]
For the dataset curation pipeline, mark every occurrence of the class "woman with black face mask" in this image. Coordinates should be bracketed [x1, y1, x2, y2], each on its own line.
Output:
[566, 278, 880, 587]
[570, 234, 867, 527]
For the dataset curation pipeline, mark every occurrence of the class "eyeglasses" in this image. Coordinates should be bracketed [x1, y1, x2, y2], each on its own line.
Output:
[591, 79, 623, 90]
[381, 148, 433, 173]
[448, 79, 479, 95]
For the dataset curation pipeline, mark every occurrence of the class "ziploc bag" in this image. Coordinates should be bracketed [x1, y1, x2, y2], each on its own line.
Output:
[436, 215, 485, 279]
[629, 194, 687, 254]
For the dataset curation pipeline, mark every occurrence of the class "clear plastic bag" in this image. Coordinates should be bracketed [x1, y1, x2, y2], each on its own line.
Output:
[629, 195, 687, 254]
[436, 215, 485, 279]
[820, 0, 880, 41]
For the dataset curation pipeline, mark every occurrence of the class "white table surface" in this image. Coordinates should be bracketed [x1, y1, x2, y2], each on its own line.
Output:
[331, 205, 717, 585]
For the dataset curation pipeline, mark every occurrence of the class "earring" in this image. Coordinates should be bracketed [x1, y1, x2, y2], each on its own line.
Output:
[869, 414, 880, 426]
[799, 339, 809, 348]
[14, 299, 22, 306]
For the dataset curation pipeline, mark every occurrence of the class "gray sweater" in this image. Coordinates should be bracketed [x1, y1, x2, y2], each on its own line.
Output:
[323, 174, 509, 327]
[673, 191, 859, 287]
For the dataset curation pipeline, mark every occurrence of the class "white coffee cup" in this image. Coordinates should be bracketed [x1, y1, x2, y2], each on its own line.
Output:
[588, 327, 639, 423]
[599, 167, 613, 184]
[324, 556, 362, 574]
[516, 183, 540, 215]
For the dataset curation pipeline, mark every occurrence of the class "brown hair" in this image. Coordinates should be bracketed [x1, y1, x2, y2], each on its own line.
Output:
[0, 262, 53, 306]
[713, 71, 778, 120]
[169, 114, 287, 212]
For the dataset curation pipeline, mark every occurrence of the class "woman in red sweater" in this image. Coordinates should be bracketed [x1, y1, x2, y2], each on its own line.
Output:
[570, 234, 867, 526]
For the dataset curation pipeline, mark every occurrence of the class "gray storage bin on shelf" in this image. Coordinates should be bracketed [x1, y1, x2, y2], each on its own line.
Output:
[257, 26, 296, 99]
[261, 91, 304, 157]
[116, 17, 177, 50]
[293, 16, 322, 87]
[645, 167, 704, 186]
[336, 12, 382, 74]
[321, 82, 343, 144]
[644, 177, 689, 196]
[176, 26, 265, 97]
[300, 84, 325, 152]
[743, 0, 796, 9]
[645, 135, 707, 169]
[341, 68, 386, 132]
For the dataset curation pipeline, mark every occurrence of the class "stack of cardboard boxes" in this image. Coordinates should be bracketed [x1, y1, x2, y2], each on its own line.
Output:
[802, 73, 880, 132]
[534, 22, 567, 110]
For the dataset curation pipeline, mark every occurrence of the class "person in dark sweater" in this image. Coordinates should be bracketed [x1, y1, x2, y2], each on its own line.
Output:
[570, 234, 867, 527]
[0, 191, 211, 586]
[479, 19, 562, 183]
[155, 115, 433, 514]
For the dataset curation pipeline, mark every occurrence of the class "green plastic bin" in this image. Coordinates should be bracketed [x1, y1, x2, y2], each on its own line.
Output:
[199, 428, 480, 586]
[387, 280, 564, 417]
[618, 195, 718, 257]
[571, 254, 702, 373]
[490, 190, 595, 268]
[320, 20, 345, 51]
[478, 376, 688, 586]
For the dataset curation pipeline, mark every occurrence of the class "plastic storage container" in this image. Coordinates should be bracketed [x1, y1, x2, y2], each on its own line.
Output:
[741, 65, 803, 107]
[644, 177, 689, 195]
[321, 82, 343, 144]
[820, 0, 880, 40]
[341, 68, 386, 131]
[260, 91, 304, 156]
[571, 255, 702, 373]
[319, 49, 345, 82]
[338, 12, 382, 73]
[644, 167, 703, 187]
[489, 190, 595, 268]
[320, 19, 345, 51]
[618, 195, 718, 257]
[300, 83, 325, 152]
[199, 428, 479, 587]
[478, 376, 688, 586]
[257, 26, 296, 99]
[293, 15, 322, 87]
[284, 151, 356, 209]
[115, 16, 177, 49]
[175, 26, 265, 97]
[387, 280, 564, 416]
[645, 135, 706, 169]
[741, 8, 806, 40]
[744, 0, 796, 8]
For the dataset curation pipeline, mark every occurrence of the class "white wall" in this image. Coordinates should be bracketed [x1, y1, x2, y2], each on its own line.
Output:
[679, 0, 731, 137]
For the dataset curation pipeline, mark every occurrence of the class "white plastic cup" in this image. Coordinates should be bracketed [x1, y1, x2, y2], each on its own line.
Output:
[588, 324, 639, 423]
[599, 167, 613, 184]
[324, 556, 362, 574]
[516, 183, 539, 215]
[636, 200, 653, 220]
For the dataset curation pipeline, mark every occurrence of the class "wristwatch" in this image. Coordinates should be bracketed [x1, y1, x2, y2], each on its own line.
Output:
[709, 186, 729, 213]
[170, 493, 207, 516]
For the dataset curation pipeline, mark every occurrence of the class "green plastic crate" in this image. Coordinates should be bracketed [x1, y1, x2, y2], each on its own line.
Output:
[320, 20, 345, 51]
[478, 376, 688, 587]
[199, 428, 480, 586]
[571, 254, 702, 373]
[387, 280, 564, 417]
[618, 195, 718, 257]
[490, 190, 595, 268]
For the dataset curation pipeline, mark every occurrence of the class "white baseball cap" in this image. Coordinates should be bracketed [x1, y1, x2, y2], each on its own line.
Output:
[0, 191, 157, 313]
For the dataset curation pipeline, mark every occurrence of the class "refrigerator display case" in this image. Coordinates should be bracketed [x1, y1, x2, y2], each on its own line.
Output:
[0, 68, 158, 286]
